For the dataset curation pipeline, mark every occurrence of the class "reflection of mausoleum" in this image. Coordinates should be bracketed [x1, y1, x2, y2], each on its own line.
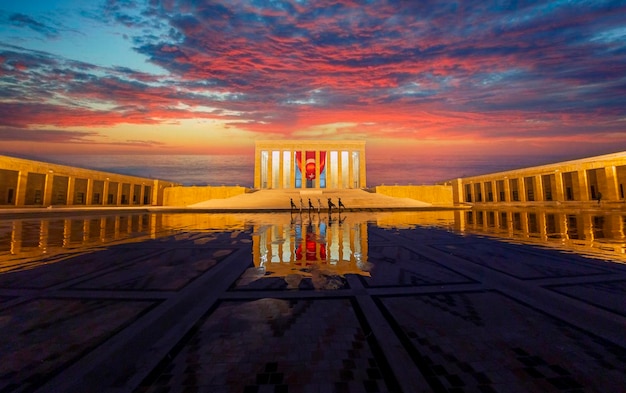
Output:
[252, 214, 369, 278]
[254, 140, 366, 189]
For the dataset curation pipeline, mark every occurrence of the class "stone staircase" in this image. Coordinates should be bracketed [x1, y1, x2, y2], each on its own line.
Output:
[188, 189, 432, 210]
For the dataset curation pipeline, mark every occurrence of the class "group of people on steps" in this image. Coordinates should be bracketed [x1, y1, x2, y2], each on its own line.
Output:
[290, 197, 345, 214]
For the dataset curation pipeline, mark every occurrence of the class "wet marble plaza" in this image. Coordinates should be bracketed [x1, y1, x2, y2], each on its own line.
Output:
[0, 208, 625, 392]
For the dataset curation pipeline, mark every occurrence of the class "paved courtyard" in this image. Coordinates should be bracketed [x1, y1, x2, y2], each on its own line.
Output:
[0, 211, 625, 392]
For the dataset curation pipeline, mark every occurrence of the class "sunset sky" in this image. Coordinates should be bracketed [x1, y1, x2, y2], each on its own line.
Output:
[1, 0, 625, 163]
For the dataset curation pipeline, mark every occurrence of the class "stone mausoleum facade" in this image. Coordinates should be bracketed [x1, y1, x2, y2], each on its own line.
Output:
[254, 140, 366, 189]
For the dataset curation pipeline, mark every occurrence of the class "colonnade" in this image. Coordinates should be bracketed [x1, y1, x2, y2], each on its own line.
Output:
[452, 152, 626, 204]
[0, 155, 178, 207]
[254, 140, 366, 189]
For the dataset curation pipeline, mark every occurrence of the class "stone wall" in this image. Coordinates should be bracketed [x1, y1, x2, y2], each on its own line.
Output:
[374, 185, 454, 205]
[163, 186, 248, 206]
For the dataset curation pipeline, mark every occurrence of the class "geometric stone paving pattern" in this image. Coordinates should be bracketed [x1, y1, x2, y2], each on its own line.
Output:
[0, 212, 625, 393]
[136, 298, 400, 393]
[0, 297, 157, 392]
[378, 291, 625, 392]
[546, 279, 626, 317]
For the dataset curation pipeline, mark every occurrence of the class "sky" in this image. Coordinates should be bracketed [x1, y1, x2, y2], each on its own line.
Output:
[1, 0, 626, 167]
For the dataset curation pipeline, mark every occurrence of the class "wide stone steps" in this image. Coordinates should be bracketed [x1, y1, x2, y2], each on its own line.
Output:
[187, 189, 432, 210]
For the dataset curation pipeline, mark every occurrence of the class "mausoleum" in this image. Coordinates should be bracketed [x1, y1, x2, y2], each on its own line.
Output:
[253, 140, 366, 189]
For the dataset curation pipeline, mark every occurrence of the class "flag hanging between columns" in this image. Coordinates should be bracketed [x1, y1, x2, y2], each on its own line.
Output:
[296, 151, 326, 181]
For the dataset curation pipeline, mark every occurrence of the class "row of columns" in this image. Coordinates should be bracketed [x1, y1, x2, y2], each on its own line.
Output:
[459, 166, 626, 204]
[3, 170, 158, 206]
[259, 150, 362, 189]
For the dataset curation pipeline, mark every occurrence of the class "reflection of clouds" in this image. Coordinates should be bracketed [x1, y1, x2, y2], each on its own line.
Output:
[284, 274, 302, 289]
[236, 266, 266, 287]
[309, 266, 344, 290]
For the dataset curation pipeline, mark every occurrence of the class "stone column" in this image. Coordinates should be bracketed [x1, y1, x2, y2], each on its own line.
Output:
[337, 153, 343, 189]
[314, 150, 320, 188]
[103, 180, 110, 205]
[348, 151, 355, 189]
[278, 150, 284, 189]
[139, 184, 145, 205]
[518, 178, 527, 202]
[452, 178, 464, 204]
[43, 172, 54, 206]
[554, 171, 565, 201]
[152, 180, 161, 206]
[116, 183, 123, 205]
[129, 184, 135, 205]
[599, 165, 619, 201]
[66, 176, 76, 205]
[86, 179, 94, 205]
[15, 170, 28, 206]
[359, 148, 366, 188]
[267, 151, 273, 189]
[503, 178, 511, 202]
[478, 182, 486, 202]
[533, 175, 544, 202]
[254, 148, 261, 189]
[324, 150, 330, 189]
[290, 151, 296, 189]
[574, 170, 589, 201]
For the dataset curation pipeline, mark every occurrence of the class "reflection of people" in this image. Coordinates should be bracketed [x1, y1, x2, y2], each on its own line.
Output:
[327, 197, 336, 211]
[596, 191, 602, 205]
[338, 198, 345, 211]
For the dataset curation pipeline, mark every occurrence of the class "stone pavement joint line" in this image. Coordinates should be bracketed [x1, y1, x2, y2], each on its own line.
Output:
[0, 218, 624, 392]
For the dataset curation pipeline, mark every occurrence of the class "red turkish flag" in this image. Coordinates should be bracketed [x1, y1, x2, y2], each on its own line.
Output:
[296, 151, 326, 181]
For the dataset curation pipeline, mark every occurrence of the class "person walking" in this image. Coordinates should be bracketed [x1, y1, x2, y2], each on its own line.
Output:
[308, 198, 314, 213]
[290, 198, 297, 212]
[338, 197, 345, 212]
[327, 197, 336, 212]
[317, 198, 322, 214]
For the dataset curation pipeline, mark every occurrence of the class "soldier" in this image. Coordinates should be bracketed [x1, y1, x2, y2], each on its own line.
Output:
[327, 197, 336, 212]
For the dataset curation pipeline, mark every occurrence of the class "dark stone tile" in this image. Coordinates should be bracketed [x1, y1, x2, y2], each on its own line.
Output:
[547, 376, 583, 390]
